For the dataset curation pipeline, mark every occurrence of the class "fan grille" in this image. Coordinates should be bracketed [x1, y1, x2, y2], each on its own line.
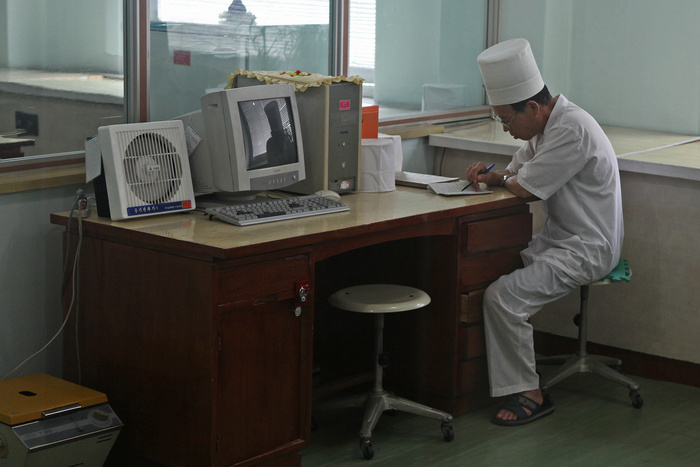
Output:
[121, 132, 184, 205]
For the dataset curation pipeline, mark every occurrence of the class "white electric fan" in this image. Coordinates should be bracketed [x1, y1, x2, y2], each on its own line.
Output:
[97, 121, 196, 220]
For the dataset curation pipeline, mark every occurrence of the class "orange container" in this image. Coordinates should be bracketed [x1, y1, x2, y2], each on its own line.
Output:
[362, 105, 379, 139]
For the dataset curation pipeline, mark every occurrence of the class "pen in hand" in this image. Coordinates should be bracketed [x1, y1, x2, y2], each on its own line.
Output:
[462, 163, 496, 191]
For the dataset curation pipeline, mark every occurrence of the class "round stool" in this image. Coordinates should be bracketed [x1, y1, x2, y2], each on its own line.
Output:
[329, 284, 454, 460]
[537, 258, 642, 408]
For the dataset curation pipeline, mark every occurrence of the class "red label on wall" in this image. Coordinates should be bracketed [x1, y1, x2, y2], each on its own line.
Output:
[339, 99, 351, 111]
[173, 50, 191, 66]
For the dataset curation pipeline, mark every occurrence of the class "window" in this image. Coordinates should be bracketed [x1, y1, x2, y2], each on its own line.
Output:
[148, 0, 491, 124]
[349, 0, 490, 122]
[0, 1, 125, 166]
[1, 0, 493, 191]
[149, 0, 331, 121]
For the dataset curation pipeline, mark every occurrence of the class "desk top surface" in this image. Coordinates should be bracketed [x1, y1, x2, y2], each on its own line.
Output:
[52, 186, 523, 260]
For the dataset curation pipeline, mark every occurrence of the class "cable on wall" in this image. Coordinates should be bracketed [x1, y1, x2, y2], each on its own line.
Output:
[0, 190, 88, 382]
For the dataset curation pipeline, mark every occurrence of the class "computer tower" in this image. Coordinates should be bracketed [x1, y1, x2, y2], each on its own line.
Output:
[234, 75, 362, 194]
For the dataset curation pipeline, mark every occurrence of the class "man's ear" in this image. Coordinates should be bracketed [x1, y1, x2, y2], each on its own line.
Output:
[526, 100, 539, 114]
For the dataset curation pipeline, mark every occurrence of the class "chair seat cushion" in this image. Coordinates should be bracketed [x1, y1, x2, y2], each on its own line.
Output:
[593, 258, 631, 285]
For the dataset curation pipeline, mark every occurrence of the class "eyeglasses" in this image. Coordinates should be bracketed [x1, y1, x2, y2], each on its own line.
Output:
[492, 112, 517, 129]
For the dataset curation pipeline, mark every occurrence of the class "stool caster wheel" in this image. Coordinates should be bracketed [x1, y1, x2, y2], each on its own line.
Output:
[630, 390, 643, 409]
[441, 422, 454, 442]
[360, 438, 374, 460]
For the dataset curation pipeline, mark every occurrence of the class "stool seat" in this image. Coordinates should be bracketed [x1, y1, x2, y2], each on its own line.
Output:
[328, 284, 453, 460]
[329, 284, 431, 314]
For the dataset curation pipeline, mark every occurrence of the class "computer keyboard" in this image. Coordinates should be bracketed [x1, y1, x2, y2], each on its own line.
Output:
[205, 194, 350, 226]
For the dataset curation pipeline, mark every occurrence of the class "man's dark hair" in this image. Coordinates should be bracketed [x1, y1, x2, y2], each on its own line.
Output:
[510, 85, 552, 112]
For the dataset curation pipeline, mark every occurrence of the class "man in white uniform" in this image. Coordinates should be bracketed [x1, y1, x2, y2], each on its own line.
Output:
[466, 38, 624, 426]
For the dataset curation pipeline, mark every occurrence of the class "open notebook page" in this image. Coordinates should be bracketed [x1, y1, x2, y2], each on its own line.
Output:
[427, 181, 493, 196]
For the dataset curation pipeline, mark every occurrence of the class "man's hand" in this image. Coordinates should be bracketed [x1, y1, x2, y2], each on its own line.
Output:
[466, 162, 507, 191]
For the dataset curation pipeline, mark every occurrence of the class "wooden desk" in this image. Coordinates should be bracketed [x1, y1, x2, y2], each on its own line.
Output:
[51, 187, 531, 467]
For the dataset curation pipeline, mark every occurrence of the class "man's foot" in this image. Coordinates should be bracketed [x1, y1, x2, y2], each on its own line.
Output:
[492, 389, 554, 426]
[495, 388, 542, 422]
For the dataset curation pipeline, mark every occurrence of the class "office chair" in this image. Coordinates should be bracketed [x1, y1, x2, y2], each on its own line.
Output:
[328, 284, 454, 460]
[537, 258, 643, 408]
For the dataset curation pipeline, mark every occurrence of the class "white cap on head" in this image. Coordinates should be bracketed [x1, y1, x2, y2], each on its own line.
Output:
[477, 38, 544, 106]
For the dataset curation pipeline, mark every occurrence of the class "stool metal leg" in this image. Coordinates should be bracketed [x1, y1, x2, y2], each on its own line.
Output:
[538, 285, 642, 408]
[358, 314, 454, 460]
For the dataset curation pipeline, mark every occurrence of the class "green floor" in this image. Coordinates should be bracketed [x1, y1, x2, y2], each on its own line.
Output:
[303, 370, 700, 466]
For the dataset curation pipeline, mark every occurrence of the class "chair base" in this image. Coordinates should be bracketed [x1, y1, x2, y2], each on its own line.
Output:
[539, 353, 639, 392]
[358, 388, 453, 459]
[359, 389, 453, 439]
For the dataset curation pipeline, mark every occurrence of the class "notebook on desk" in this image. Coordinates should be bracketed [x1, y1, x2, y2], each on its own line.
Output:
[394, 171, 459, 188]
[427, 181, 492, 196]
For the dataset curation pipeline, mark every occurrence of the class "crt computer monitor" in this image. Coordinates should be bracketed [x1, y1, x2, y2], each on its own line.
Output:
[195, 84, 306, 202]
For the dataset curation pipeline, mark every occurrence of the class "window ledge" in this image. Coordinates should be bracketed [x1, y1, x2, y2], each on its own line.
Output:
[0, 166, 85, 195]
[429, 121, 700, 182]
[380, 122, 446, 140]
[0, 68, 123, 105]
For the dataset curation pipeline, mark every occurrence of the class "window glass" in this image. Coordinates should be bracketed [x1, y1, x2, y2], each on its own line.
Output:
[350, 0, 488, 120]
[1, 0, 490, 169]
[0, 0, 124, 162]
[150, 0, 331, 121]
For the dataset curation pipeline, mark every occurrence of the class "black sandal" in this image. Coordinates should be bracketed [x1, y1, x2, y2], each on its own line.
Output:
[492, 393, 554, 426]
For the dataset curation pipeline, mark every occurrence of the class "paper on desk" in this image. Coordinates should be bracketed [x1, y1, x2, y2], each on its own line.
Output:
[428, 181, 493, 196]
[84, 135, 102, 182]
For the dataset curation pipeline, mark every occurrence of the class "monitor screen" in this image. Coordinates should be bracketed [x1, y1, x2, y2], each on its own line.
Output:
[239, 97, 299, 171]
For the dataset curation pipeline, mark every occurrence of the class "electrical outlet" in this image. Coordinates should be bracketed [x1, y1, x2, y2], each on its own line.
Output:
[15, 111, 39, 137]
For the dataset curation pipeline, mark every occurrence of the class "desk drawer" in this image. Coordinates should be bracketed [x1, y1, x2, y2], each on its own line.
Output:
[464, 212, 532, 253]
[458, 291, 486, 360]
[460, 290, 484, 324]
[457, 324, 485, 360]
[217, 255, 310, 306]
[460, 247, 525, 289]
